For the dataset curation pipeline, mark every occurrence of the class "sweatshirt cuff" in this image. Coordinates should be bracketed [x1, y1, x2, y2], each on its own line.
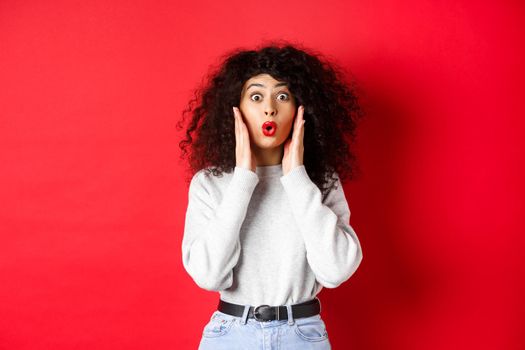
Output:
[279, 165, 316, 195]
[231, 166, 260, 193]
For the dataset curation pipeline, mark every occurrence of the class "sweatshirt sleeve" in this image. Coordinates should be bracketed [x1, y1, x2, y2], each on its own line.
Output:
[181, 167, 259, 291]
[280, 165, 363, 288]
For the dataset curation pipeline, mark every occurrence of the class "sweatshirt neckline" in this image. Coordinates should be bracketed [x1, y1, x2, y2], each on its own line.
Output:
[255, 163, 283, 177]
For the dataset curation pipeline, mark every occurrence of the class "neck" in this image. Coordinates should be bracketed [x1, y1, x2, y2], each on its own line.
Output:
[253, 144, 284, 166]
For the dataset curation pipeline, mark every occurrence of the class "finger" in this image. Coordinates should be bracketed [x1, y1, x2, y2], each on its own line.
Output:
[297, 105, 304, 123]
[295, 105, 303, 127]
[298, 106, 305, 139]
[292, 106, 304, 139]
[238, 109, 246, 149]
[241, 118, 250, 147]
[235, 107, 246, 151]
[300, 119, 305, 144]
[236, 108, 249, 148]
[233, 107, 239, 145]
[291, 107, 302, 144]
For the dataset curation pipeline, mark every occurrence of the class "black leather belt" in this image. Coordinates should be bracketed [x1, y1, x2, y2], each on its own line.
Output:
[218, 298, 321, 322]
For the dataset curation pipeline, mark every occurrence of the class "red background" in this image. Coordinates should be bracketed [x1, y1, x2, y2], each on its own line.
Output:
[1, 1, 524, 349]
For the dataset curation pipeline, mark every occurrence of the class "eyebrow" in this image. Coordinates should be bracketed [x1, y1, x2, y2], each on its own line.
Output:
[245, 82, 289, 91]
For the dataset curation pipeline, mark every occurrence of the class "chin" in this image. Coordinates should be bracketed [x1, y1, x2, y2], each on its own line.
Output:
[254, 138, 284, 149]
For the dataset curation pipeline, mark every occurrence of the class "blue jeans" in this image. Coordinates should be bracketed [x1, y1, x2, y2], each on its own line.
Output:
[198, 303, 332, 350]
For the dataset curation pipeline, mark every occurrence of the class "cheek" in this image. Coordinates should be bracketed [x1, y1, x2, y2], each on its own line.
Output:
[283, 115, 295, 131]
[280, 120, 295, 140]
[239, 106, 258, 132]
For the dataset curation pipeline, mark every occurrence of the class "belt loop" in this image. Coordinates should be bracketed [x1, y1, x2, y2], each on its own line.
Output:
[240, 304, 250, 325]
[286, 304, 294, 325]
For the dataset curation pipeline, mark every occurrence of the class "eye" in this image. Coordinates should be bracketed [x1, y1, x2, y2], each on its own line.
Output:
[277, 93, 290, 101]
[250, 93, 262, 102]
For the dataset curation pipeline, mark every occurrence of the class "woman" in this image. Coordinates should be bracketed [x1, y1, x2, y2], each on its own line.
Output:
[177, 41, 364, 349]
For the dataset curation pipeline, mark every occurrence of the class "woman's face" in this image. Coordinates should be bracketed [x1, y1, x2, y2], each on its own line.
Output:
[239, 73, 297, 151]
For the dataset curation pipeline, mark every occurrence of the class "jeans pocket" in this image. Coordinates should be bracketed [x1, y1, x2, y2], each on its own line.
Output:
[293, 314, 329, 342]
[202, 311, 236, 338]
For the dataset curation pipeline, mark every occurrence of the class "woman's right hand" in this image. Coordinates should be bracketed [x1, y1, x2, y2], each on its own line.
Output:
[233, 107, 256, 173]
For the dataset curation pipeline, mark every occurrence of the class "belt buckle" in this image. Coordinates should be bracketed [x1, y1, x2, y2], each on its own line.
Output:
[253, 304, 272, 322]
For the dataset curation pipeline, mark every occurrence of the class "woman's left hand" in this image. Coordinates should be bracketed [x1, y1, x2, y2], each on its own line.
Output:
[282, 105, 305, 176]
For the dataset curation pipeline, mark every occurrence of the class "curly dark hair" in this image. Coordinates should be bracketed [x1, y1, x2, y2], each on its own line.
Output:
[176, 40, 364, 199]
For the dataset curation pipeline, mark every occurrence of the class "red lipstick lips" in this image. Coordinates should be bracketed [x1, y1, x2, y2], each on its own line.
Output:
[262, 121, 277, 136]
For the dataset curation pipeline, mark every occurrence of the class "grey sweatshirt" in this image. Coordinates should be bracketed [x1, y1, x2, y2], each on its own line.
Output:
[181, 163, 363, 306]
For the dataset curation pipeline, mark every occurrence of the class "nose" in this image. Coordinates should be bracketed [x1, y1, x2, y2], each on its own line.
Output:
[264, 105, 277, 117]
